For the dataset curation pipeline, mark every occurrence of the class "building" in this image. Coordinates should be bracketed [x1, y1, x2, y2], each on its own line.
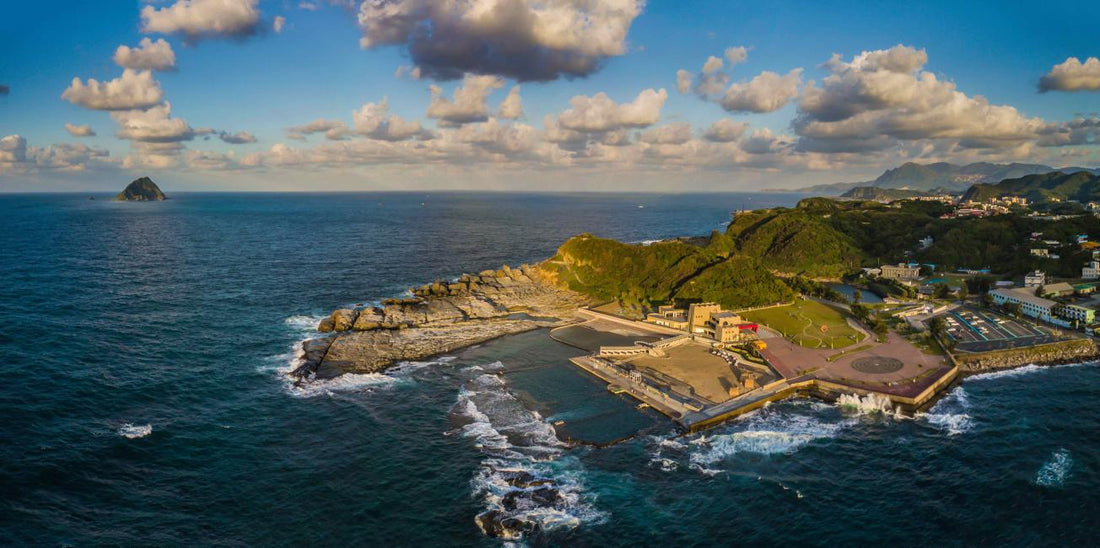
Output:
[1040, 282, 1075, 298]
[648, 302, 758, 343]
[880, 263, 921, 281]
[645, 304, 688, 330]
[1030, 248, 1049, 258]
[1084, 259, 1100, 280]
[1024, 270, 1046, 287]
[1056, 304, 1095, 325]
[990, 288, 1055, 322]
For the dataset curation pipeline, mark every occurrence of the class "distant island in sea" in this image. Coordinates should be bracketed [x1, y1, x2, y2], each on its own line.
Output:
[115, 176, 167, 201]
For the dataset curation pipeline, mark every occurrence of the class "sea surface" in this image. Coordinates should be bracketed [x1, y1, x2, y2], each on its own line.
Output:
[1, 192, 1097, 545]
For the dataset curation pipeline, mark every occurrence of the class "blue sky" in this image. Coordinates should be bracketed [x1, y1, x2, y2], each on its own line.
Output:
[1, 0, 1097, 191]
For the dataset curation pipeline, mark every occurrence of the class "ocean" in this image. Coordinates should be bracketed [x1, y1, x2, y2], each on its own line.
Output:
[1, 192, 1097, 545]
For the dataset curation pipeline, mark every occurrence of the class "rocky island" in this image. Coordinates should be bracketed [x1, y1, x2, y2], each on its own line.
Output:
[115, 176, 167, 201]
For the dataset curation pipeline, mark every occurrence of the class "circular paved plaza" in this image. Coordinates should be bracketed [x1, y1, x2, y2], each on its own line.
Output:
[851, 356, 904, 374]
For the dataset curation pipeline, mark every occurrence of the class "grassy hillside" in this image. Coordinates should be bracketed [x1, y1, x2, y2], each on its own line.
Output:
[726, 199, 864, 277]
[538, 234, 792, 311]
[961, 171, 1100, 203]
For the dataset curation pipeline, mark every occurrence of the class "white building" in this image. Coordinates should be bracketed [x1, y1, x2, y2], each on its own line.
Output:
[990, 288, 1055, 322]
[1084, 260, 1100, 280]
[1030, 248, 1049, 258]
[1024, 270, 1046, 287]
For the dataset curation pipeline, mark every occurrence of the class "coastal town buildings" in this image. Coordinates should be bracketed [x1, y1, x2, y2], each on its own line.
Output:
[991, 287, 1055, 322]
[880, 263, 921, 281]
[1024, 270, 1047, 287]
[1083, 257, 1100, 280]
[646, 302, 758, 343]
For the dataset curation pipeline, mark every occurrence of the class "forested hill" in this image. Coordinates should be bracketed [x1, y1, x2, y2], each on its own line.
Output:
[962, 171, 1100, 203]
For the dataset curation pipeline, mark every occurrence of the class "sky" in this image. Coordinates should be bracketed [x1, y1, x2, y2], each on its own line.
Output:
[0, 0, 1098, 192]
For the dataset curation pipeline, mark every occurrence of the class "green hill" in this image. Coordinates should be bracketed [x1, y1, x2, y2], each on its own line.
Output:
[115, 176, 166, 201]
[961, 171, 1100, 203]
[725, 199, 863, 277]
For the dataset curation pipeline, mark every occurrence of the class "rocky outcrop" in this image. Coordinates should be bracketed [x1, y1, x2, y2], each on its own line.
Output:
[293, 264, 590, 378]
[115, 176, 166, 201]
[957, 338, 1099, 374]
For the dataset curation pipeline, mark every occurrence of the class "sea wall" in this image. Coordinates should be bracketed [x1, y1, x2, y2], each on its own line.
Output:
[955, 338, 1099, 374]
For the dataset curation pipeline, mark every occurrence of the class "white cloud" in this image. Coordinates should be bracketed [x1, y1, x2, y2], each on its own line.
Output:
[286, 119, 350, 141]
[1, 135, 112, 174]
[355, 0, 644, 81]
[219, 130, 257, 144]
[724, 46, 748, 65]
[1039, 57, 1100, 92]
[111, 102, 201, 143]
[353, 98, 427, 140]
[676, 69, 692, 94]
[61, 69, 164, 111]
[0, 135, 27, 166]
[703, 119, 748, 142]
[64, 123, 96, 137]
[426, 75, 504, 125]
[141, 0, 261, 41]
[719, 68, 802, 113]
[556, 88, 667, 133]
[795, 45, 1047, 152]
[702, 55, 724, 74]
[498, 86, 523, 119]
[298, 2, 319, 11]
[274, 15, 286, 33]
[113, 38, 176, 71]
[638, 123, 693, 145]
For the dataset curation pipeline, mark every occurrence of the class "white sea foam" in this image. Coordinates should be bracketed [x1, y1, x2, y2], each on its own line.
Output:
[118, 423, 152, 439]
[283, 314, 327, 332]
[966, 361, 1097, 382]
[451, 371, 604, 540]
[836, 392, 896, 416]
[921, 386, 973, 436]
[1035, 449, 1073, 487]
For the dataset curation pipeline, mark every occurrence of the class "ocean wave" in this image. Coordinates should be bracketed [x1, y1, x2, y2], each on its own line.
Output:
[921, 386, 973, 436]
[283, 314, 327, 332]
[1035, 448, 1073, 487]
[451, 372, 604, 540]
[966, 361, 1097, 382]
[836, 393, 896, 416]
[118, 423, 152, 439]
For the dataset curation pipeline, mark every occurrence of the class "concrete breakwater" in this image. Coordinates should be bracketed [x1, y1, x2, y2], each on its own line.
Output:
[955, 338, 1100, 375]
[293, 264, 592, 379]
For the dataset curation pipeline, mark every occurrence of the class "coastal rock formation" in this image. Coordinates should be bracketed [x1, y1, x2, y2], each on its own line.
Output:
[115, 176, 167, 201]
[295, 264, 590, 378]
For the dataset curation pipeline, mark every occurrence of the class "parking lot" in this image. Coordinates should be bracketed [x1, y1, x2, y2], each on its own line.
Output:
[942, 308, 1061, 352]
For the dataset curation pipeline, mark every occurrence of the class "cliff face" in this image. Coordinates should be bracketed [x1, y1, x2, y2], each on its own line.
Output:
[294, 264, 590, 378]
[115, 177, 166, 201]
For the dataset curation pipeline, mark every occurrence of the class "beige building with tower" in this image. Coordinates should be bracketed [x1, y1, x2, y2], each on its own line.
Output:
[880, 263, 921, 281]
[647, 302, 758, 343]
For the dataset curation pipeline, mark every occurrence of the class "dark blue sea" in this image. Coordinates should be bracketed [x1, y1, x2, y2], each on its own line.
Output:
[1, 192, 1097, 546]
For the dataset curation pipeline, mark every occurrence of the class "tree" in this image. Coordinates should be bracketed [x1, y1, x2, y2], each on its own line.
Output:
[852, 289, 862, 304]
[957, 284, 969, 300]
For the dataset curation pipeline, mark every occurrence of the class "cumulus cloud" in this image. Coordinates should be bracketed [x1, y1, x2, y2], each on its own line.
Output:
[141, 0, 261, 41]
[61, 69, 164, 111]
[1, 135, 111, 174]
[1039, 57, 1100, 92]
[353, 98, 428, 140]
[638, 123, 693, 145]
[702, 55, 724, 74]
[724, 46, 748, 65]
[1037, 116, 1099, 147]
[274, 15, 286, 33]
[286, 119, 351, 141]
[676, 69, 692, 94]
[355, 0, 644, 81]
[111, 102, 204, 143]
[719, 68, 802, 113]
[556, 88, 667, 132]
[794, 45, 1047, 152]
[703, 119, 748, 142]
[0, 135, 27, 166]
[64, 123, 96, 137]
[113, 38, 176, 71]
[426, 75, 504, 125]
[498, 86, 523, 119]
[219, 130, 257, 144]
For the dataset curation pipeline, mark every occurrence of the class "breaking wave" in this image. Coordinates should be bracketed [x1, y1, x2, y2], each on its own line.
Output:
[648, 401, 851, 474]
[1035, 449, 1073, 488]
[283, 314, 327, 332]
[450, 372, 604, 540]
[967, 361, 1097, 382]
[836, 393, 896, 416]
[921, 386, 973, 436]
[118, 423, 152, 439]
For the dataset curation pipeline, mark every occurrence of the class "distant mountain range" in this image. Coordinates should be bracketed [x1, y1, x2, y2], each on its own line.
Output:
[773, 162, 1100, 195]
[961, 171, 1100, 203]
[839, 187, 930, 201]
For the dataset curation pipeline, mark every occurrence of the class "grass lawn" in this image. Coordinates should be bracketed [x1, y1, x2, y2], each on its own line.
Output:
[743, 299, 863, 349]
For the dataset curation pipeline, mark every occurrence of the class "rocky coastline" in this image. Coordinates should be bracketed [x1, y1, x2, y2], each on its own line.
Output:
[292, 264, 591, 380]
[956, 338, 1100, 376]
